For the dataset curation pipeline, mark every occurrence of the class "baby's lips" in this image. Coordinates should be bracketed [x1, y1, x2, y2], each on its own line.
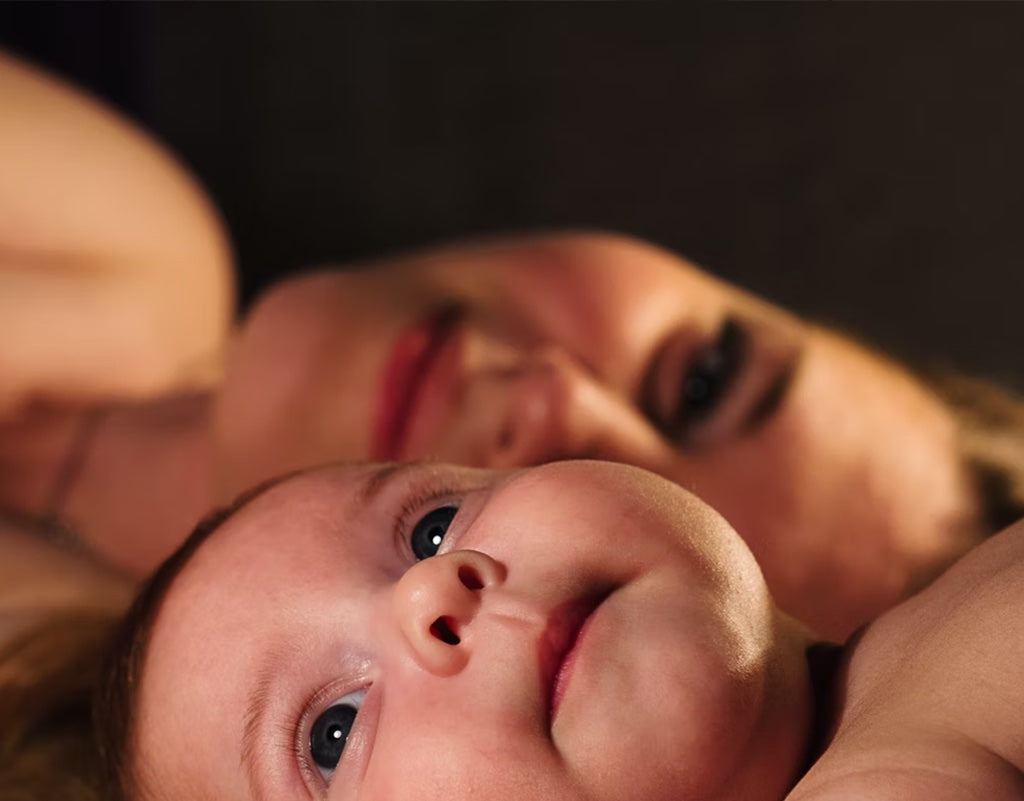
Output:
[539, 590, 611, 726]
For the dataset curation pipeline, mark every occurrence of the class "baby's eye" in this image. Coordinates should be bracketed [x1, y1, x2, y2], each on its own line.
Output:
[309, 689, 366, 782]
[410, 506, 457, 560]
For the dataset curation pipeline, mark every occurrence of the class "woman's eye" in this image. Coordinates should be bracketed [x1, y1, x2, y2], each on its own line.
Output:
[309, 689, 366, 782]
[672, 318, 747, 439]
[410, 505, 458, 560]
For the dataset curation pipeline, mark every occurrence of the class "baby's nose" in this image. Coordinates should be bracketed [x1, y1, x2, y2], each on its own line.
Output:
[393, 550, 505, 676]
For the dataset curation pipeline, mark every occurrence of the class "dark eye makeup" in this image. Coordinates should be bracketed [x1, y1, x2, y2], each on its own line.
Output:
[677, 318, 746, 429]
[648, 317, 749, 444]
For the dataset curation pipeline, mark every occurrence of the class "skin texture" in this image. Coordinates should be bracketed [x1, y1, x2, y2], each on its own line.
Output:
[788, 516, 1024, 801]
[135, 460, 813, 801]
[202, 233, 979, 638]
[0, 50, 230, 564]
[0, 52, 232, 415]
[0, 51, 985, 641]
[130, 460, 1024, 801]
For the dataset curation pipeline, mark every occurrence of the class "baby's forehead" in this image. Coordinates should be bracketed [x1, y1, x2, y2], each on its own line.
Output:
[187, 463, 381, 560]
[146, 465, 385, 672]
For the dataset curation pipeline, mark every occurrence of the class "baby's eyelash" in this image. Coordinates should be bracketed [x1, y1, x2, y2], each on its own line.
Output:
[291, 468, 476, 792]
[392, 473, 464, 555]
[292, 683, 331, 790]
[290, 717, 316, 788]
[293, 680, 371, 791]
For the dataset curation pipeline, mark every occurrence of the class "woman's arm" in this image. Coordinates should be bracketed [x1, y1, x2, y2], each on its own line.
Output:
[0, 51, 234, 417]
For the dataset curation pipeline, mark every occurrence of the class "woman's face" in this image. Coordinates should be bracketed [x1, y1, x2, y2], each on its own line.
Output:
[136, 460, 811, 801]
[216, 233, 978, 637]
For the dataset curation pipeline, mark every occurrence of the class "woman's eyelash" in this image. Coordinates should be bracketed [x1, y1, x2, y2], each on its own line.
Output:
[644, 316, 749, 445]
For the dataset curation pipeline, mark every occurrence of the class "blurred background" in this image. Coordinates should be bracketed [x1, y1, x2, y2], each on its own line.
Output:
[3, 2, 1023, 386]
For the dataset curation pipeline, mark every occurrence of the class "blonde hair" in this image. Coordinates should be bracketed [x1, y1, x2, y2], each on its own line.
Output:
[0, 610, 117, 801]
[928, 370, 1024, 532]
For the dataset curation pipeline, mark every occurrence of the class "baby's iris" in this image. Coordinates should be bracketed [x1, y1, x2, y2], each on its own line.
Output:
[410, 506, 457, 560]
[309, 689, 366, 781]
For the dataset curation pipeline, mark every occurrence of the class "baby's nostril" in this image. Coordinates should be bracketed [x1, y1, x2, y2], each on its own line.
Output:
[430, 616, 460, 645]
[458, 565, 484, 591]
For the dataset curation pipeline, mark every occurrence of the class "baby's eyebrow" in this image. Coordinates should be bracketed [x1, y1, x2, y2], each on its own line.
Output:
[102, 470, 308, 801]
[131, 469, 304, 648]
[357, 461, 425, 505]
[235, 462, 432, 797]
[240, 644, 293, 801]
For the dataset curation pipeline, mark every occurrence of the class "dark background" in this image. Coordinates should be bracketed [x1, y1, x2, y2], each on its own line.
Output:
[3, 3, 1023, 386]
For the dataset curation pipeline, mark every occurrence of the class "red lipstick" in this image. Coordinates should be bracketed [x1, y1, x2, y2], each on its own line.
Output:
[371, 307, 460, 460]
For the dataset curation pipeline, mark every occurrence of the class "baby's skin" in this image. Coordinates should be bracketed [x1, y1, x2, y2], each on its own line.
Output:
[120, 460, 813, 801]
[112, 459, 1024, 800]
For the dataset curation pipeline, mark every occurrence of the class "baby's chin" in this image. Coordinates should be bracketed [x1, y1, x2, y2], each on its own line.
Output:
[612, 575, 815, 801]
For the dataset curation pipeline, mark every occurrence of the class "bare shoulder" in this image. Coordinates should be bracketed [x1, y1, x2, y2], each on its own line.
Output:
[788, 753, 1024, 801]
[851, 517, 1024, 680]
[0, 50, 234, 414]
[796, 520, 1024, 800]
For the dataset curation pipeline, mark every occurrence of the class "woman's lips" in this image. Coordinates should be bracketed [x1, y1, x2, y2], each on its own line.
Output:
[540, 593, 607, 725]
[371, 307, 462, 461]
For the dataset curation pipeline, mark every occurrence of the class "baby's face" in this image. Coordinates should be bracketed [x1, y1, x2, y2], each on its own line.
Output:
[137, 461, 811, 801]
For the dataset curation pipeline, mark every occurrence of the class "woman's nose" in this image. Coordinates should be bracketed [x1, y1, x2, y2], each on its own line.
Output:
[482, 347, 672, 470]
[393, 550, 505, 676]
